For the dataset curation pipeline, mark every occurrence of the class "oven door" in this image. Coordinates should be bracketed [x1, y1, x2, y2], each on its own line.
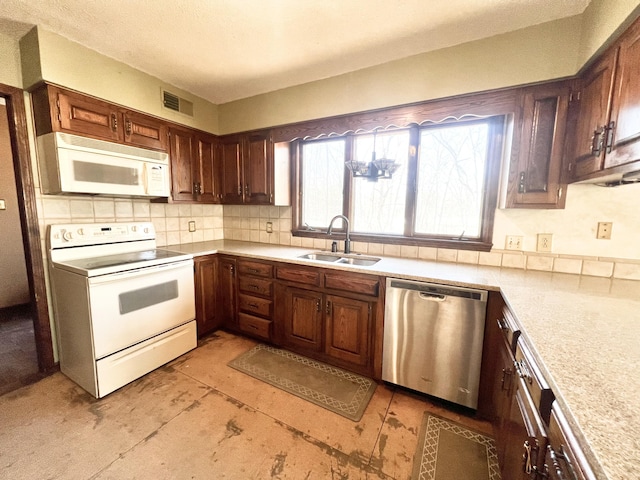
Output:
[88, 259, 195, 359]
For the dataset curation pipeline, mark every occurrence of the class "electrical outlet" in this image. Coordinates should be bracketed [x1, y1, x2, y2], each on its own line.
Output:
[597, 222, 612, 239]
[266, 221, 273, 233]
[536, 233, 553, 252]
[505, 235, 523, 251]
[188, 221, 196, 232]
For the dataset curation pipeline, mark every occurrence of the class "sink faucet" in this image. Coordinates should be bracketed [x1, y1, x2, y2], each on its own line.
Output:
[327, 215, 351, 254]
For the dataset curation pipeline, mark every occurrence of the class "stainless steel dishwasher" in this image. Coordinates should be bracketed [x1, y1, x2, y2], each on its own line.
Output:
[382, 278, 488, 409]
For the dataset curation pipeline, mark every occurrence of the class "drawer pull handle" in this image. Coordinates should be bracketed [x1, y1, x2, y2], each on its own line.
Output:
[248, 302, 259, 308]
[497, 318, 508, 330]
[249, 284, 259, 290]
[248, 268, 259, 273]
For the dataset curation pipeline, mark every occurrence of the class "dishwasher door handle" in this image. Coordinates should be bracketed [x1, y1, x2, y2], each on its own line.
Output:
[419, 292, 446, 301]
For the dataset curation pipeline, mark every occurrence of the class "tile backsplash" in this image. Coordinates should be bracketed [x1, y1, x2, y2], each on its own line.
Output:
[223, 205, 640, 281]
[34, 196, 640, 281]
[37, 193, 224, 248]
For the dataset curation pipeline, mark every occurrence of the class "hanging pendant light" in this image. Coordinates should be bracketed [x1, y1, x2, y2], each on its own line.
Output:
[345, 129, 400, 181]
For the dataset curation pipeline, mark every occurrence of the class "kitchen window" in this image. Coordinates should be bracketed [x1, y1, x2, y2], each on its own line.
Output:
[292, 116, 504, 250]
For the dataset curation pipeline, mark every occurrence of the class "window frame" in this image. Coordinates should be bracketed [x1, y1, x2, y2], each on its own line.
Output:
[291, 115, 505, 252]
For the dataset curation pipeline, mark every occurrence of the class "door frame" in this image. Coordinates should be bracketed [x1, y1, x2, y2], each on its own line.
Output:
[1, 83, 55, 372]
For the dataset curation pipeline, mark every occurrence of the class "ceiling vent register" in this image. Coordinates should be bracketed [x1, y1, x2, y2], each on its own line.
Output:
[162, 90, 194, 117]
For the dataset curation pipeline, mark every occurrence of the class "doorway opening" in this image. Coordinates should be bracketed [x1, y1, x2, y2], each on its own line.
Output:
[0, 83, 55, 396]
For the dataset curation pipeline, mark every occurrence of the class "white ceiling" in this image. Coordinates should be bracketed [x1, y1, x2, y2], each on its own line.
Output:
[0, 0, 589, 104]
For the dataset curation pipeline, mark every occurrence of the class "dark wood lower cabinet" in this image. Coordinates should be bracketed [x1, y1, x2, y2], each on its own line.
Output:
[501, 379, 548, 479]
[218, 256, 238, 329]
[325, 294, 371, 367]
[273, 263, 380, 377]
[193, 255, 220, 336]
[279, 285, 323, 352]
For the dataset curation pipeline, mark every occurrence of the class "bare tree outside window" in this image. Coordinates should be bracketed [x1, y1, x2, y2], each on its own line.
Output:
[294, 117, 501, 249]
[352, 131, 410, 234]
[415, 123, 489, 237]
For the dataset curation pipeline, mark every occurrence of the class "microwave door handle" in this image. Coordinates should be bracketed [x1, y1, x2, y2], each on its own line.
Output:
[142, 163, 149, 195]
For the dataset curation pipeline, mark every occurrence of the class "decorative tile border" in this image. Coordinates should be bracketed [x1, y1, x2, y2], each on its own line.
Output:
[222, 205, 640, 280]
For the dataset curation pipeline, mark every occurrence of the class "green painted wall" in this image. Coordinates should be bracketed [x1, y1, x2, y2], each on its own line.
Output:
[0, 31, 23, 88]
[217, 16, 583, 134]
[19, 27, 219, 134]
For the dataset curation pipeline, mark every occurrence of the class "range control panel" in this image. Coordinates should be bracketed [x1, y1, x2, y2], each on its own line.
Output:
[49, 222, 155, 249]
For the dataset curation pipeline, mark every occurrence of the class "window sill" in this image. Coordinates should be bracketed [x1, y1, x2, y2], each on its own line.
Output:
[292, 230, 493, 252]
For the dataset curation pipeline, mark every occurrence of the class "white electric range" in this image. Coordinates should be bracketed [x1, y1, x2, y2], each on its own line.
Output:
[48, 222, 197, 398]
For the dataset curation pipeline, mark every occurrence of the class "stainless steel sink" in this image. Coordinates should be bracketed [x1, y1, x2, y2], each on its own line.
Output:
[298, 252, 381, 266]
[337, 257, 381, 266]
[298, 253, 341, 262]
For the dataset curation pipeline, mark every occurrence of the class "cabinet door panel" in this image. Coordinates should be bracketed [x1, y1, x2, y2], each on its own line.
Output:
[283, 287, 323, 352]
[169, 127, 197, 202]
[508, 82, 569, 208]
[194, 256, 219, 336]
[123, 111, 168, 151]
[196, 133, 220, 203]
[244, 132, 272, 204]
[501, 381, 548, 480]
[325, 294, 370, 366]
[219, 136, 243, 204]
[571, 52, 617, 177]
[218, 257, 238, 328]
[606, 20, 640, 169]
[57, 90, 121, 142]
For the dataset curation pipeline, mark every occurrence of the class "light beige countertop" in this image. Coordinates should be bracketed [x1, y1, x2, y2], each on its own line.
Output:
[168, 240, 640, 480]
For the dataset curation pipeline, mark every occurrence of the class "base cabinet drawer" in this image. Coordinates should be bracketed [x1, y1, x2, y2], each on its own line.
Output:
[238, 294, 272, 317]
[238, 313, 271, 340]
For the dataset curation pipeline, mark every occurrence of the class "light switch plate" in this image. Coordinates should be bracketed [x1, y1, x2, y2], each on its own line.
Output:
[505, 235, 523, 250]
[188, 221, 196, 232]
[0, 199, 6, 210]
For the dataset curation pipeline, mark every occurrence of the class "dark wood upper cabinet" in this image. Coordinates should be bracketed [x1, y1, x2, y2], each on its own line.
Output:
[605, 18, 640, 170]
[168, 126, 198, 202]
[122, 110, 168, 151]
[244, 132, 272, 204]
[219, 134, 244, 204]
[507, 81, 571, 208]
[569, 51, 617, 178]
[31, 83, 169, 151]
[195, 132, 222, 203]
[218, 131, 273, 205]
[569, 15, 640, 182]
[168, 126, 221, 203]
[33, 85, 122, 142]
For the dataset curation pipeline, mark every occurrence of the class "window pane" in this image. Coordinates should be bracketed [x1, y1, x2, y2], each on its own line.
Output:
[352, 131, 409, 234]
[301, 139, 345, 227]
[415, 123, 489, 238]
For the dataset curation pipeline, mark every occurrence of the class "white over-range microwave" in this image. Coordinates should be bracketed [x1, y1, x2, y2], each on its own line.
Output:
[36, 132, 170, 197]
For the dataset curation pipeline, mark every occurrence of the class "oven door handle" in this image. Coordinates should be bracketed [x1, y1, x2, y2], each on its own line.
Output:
[88, 259, 193, 285]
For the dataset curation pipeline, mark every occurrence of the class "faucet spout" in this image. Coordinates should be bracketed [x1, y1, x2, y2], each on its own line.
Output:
[326, 215, 351, 254]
